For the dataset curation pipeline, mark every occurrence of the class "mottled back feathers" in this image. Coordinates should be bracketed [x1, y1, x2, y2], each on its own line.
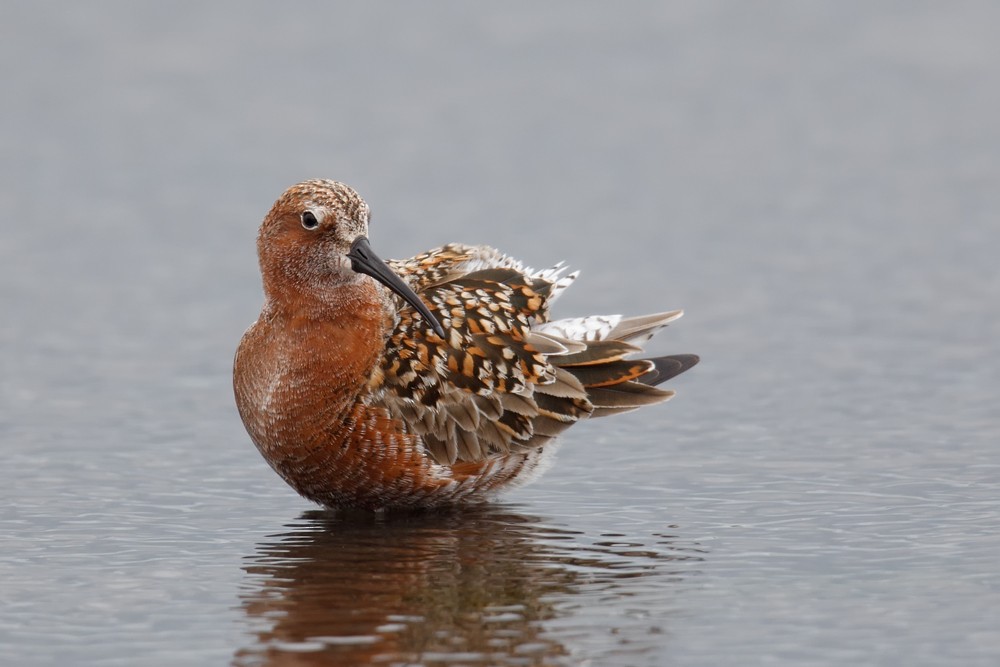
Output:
[372, 243, 698, 465]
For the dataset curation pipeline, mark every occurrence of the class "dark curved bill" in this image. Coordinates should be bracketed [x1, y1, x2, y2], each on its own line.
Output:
[347, 236, 446, 338]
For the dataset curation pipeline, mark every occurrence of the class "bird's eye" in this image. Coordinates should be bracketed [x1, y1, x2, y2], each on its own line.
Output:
[301, 211, 320, 230]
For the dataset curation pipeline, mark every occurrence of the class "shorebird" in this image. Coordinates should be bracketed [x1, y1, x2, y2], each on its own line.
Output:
[233, 180, 698, 511]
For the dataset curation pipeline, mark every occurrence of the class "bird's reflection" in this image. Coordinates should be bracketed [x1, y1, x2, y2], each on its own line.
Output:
[234, 505, 705, 666]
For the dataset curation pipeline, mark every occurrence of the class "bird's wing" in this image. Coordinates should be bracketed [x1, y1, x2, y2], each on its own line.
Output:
[373, 246, 696, 465]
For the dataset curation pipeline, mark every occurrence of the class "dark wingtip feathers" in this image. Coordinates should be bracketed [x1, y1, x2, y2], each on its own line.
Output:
[639, 354, 700, 386]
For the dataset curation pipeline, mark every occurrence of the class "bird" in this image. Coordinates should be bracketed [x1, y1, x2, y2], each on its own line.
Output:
[233, 179, 698, 511]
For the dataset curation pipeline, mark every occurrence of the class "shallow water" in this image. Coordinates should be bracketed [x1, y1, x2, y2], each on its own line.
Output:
[3, 2, 1000, 665]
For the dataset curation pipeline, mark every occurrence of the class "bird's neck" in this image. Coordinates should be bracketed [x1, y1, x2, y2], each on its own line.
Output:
[258, 278, 388, 415]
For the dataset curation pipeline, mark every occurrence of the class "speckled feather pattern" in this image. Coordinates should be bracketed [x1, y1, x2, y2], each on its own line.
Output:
[234, 180, 697, 511]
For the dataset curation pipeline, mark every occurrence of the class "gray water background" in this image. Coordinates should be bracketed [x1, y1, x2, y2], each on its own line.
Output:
[2, 2, 999, 665]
